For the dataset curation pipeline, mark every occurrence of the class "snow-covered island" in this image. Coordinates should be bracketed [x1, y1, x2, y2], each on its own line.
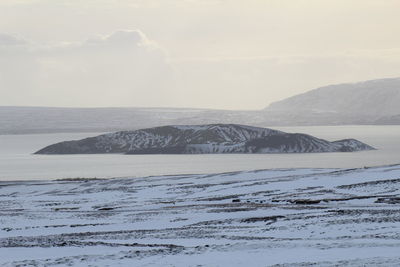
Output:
[35, 124, 374, 154]
[2, 164, 400, 266]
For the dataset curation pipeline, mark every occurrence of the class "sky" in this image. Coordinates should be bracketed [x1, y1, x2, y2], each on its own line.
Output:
[1, 0, 400, 110]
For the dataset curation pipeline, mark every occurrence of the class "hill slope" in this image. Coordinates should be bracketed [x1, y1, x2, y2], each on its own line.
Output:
[2, 165, 400, 266]
[264, 77, 400, 125]
[35, 124, 374, 154]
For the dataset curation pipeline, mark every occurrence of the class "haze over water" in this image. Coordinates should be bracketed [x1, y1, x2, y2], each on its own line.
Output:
[1, 125, 399, 181]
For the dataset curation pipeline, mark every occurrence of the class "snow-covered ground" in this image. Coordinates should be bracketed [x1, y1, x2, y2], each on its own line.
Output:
[2, 165, 400, 266]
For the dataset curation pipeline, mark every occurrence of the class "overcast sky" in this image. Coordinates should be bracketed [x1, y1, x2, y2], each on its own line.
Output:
[1, 0, 400, 109]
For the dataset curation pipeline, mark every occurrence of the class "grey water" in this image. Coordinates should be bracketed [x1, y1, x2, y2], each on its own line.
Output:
[1, 125, 400, 180]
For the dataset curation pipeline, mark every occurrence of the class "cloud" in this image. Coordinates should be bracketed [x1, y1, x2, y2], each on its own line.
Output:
[0, 30, 178, 107]
[172, 52, 400, 109]
[0, 33, 28, 46]
[86, 30, 147, 46]
[0, 33, 39, 102]
[1, 31, 400, 109]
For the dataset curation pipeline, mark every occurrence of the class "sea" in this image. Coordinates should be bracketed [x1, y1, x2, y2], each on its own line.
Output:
[1, 125, 400, 180]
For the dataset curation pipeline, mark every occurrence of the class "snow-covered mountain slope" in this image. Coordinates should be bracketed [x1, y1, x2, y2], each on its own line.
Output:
[264, 77, 400, 124]
[2, 165, 400, 266]
[35, 124, 374, 154]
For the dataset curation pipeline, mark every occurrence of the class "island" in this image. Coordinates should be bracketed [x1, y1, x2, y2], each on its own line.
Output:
[35, 124, 375, 154]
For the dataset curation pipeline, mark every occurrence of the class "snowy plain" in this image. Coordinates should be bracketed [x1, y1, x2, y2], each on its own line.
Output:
[2, 164, 400, 266]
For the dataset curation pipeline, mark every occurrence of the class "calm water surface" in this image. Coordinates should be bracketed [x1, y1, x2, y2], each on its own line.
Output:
[1, 125, 399, 180]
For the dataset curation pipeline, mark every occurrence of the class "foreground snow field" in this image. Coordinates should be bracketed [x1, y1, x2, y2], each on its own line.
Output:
[2, 165, 400, 266]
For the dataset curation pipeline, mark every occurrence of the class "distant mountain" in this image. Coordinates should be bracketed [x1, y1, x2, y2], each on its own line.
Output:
[0, 106, 263, 134]
[264, 77, 400, 125]
[3, 78, 400, 135]
[35, 124, 374, 154]
[375, 114, 400, 125]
